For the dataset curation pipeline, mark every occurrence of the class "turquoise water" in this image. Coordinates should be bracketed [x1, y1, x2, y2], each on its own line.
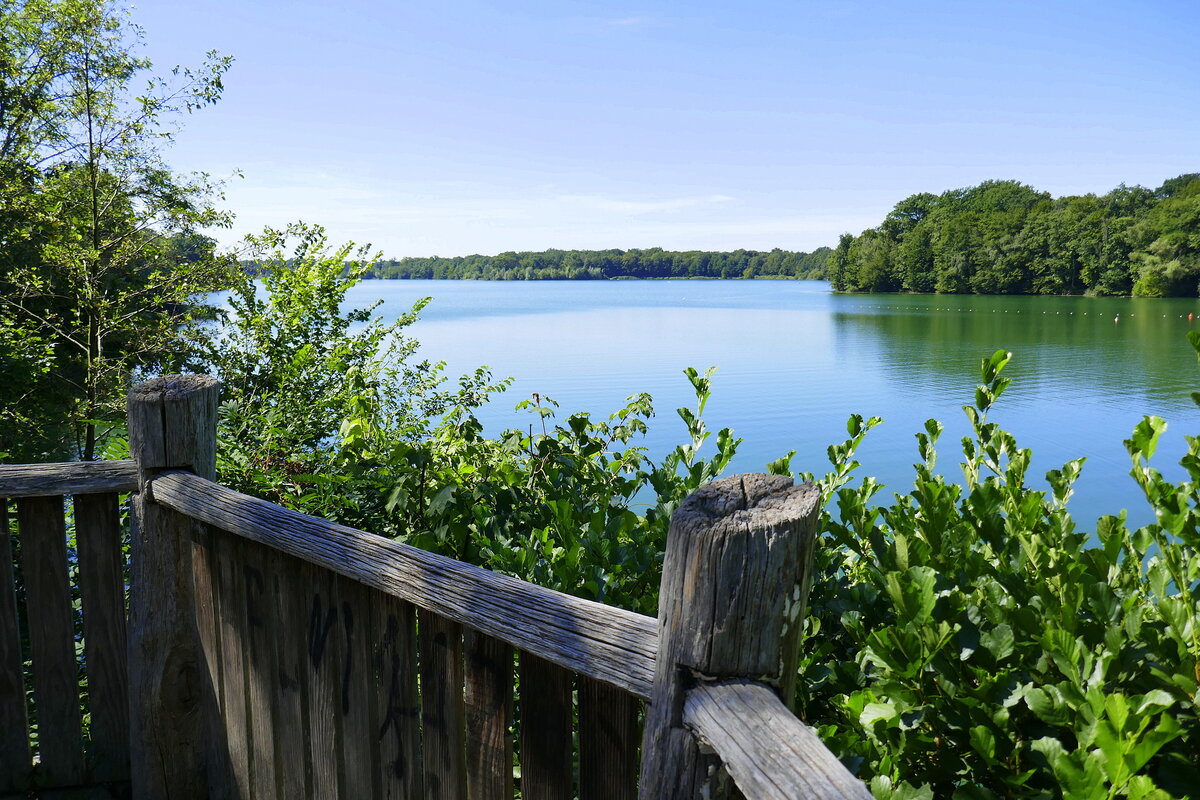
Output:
[343, 279, 1200, 530]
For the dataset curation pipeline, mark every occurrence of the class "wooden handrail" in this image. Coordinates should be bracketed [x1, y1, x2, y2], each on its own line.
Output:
[0, 460, 138, 497]
[148, 469, 660, 699]
[684, 680, 873, 800]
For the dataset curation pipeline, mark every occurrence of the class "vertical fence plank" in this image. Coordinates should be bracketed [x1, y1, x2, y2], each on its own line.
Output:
[242, 536, 279, 799]
[373, 593, 422, 800]
[269, 549, 308, 799]
[17, 495, 84, 788]
[465, 628, 513, 800]
[192, 522, 229, 794]
[579, 677, 639, 800]
[0, 499, 31, 794]
[519, 652, 573, 800]
[215, 531, 250, 798]
[306, 560, 342, 799]
[336, 574, 377, 799]
[419, 609, 466, 800]
[74, 492, 130, 783]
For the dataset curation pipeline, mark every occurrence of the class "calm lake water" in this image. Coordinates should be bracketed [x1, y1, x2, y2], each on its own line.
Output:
[343, 279, 1200, 530]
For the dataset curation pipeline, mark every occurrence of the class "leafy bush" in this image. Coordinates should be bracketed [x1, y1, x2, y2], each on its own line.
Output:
[205, 229, 1200, 797]
[798, 347, 1200, 800]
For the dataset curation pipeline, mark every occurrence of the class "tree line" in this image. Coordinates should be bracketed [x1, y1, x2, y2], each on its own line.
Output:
[828, 175, 1200, 296]
[362, 246, 831, 281]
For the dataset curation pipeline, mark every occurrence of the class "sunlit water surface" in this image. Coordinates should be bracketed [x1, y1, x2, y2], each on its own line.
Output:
[331, 280, 1200, 530]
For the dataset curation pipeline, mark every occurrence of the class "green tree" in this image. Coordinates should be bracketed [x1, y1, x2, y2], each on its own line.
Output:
[0, 0, 233, 460]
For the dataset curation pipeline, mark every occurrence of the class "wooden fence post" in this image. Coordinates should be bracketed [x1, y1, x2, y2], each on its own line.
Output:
[127, 374, 220, 799]
[638, 474, 820, 800]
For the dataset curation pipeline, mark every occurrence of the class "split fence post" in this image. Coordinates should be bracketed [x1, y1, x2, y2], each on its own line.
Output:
[638, 473, 821, 799]
[127, 374, 220, 799]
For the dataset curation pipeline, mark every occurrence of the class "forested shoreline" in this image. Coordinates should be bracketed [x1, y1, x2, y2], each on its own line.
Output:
[361, 246, 831, 280]
[828, 174, 1200, 297]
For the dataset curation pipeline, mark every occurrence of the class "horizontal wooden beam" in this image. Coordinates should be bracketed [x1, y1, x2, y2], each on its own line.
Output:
[0, 461, 138, 498]
[148, 470, 658, 699]
[683, 680, 872, 800]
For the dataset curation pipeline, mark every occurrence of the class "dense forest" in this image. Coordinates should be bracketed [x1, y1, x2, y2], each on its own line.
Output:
[828, 174, 1200, 296]
[362, 246, 831, 280]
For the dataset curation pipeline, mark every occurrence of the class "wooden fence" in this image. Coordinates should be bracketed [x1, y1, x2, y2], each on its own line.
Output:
[0, 374, 871, 800]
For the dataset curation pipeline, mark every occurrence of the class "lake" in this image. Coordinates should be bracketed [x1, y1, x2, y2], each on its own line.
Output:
[341, 279, 1200, 530]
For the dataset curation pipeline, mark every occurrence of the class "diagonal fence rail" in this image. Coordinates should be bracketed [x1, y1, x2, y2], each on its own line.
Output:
[1, 374, 871, 800]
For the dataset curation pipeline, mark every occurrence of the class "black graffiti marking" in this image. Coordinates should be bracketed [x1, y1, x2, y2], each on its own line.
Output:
[308, 593, 337, 670]
[340, 601, 354, 714]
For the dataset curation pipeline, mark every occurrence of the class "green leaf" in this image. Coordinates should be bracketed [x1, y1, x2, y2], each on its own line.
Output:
[859, 701, 898, 728]
[884, 566, 938, 624]
[980, 623, 1015, 661]
[969, 725, 996, 762]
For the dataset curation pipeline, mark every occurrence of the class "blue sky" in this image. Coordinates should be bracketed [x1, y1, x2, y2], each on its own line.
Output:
[135, 0, 1200, 258]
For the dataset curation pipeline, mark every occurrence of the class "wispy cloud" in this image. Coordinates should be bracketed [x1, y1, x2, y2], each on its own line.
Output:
[605, 16, 648, 27]
[557, 193, 733, 214]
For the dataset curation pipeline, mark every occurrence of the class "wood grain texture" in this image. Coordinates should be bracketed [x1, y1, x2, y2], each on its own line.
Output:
[17, 496, 84, 788]
[372, 593, 422, 800]
[684, 681, 872, 800]
[579, 676, 639, 800]
[0, 499, 31, 794]
[420, 609, 467, 800]
[150, 470, 657, 698]
[268, 548, 308, 799]
[0, 461, 137, 498]
[336, 574, 377, 799]
[519, 652, 573, 800]
[240, 536, 279, 798]
[192, 523, 231, 796]
[127, 374, 220, 800]
[305, 559, 342, 800]
[73, 492, 130, 783]
[638, 474, 820, 800]
[464, 629, 512, 800]
[214, 532, 250, 798]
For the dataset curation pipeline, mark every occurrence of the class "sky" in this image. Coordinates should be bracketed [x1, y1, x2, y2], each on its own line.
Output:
[133, 0, 1200, 259]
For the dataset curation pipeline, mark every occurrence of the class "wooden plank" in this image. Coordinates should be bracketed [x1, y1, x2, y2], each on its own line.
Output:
[268, 549, 308, 798]
[305, 561, 341, 799]
[240, 536, 279, 799]
[420, 609, 466, 800]
[0, 499, 31, 794]
[519, 652, 572, 800]
[127, 374, 220, 800]
[17, 496, 84, 788]
[0, 460, 137, 498]
[639, 475, 820, 800]
[74, 492, 130, 783]
[464, 629, 512, 800]
[214, 530, 250, 798]
[335, 574, 377, 799]
[579, 677, 639, 800]
[192, 523, 230, 795]
[151, 471, 657, 698]
[683, 681, 872, 800]
[372, 593, 422, 800]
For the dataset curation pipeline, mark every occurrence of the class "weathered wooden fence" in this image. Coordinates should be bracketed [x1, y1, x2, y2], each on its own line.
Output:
[0, 460, 137, 797]
[0, 374, 872, 800]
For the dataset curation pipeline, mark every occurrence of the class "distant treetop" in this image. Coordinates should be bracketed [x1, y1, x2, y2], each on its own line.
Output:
[827, 174, 1200, 297]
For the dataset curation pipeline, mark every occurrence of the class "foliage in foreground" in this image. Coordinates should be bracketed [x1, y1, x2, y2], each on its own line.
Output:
[203, 226, 737, 616]
[210, 234, 1200, 798]
[798, 348, 1200, 799]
